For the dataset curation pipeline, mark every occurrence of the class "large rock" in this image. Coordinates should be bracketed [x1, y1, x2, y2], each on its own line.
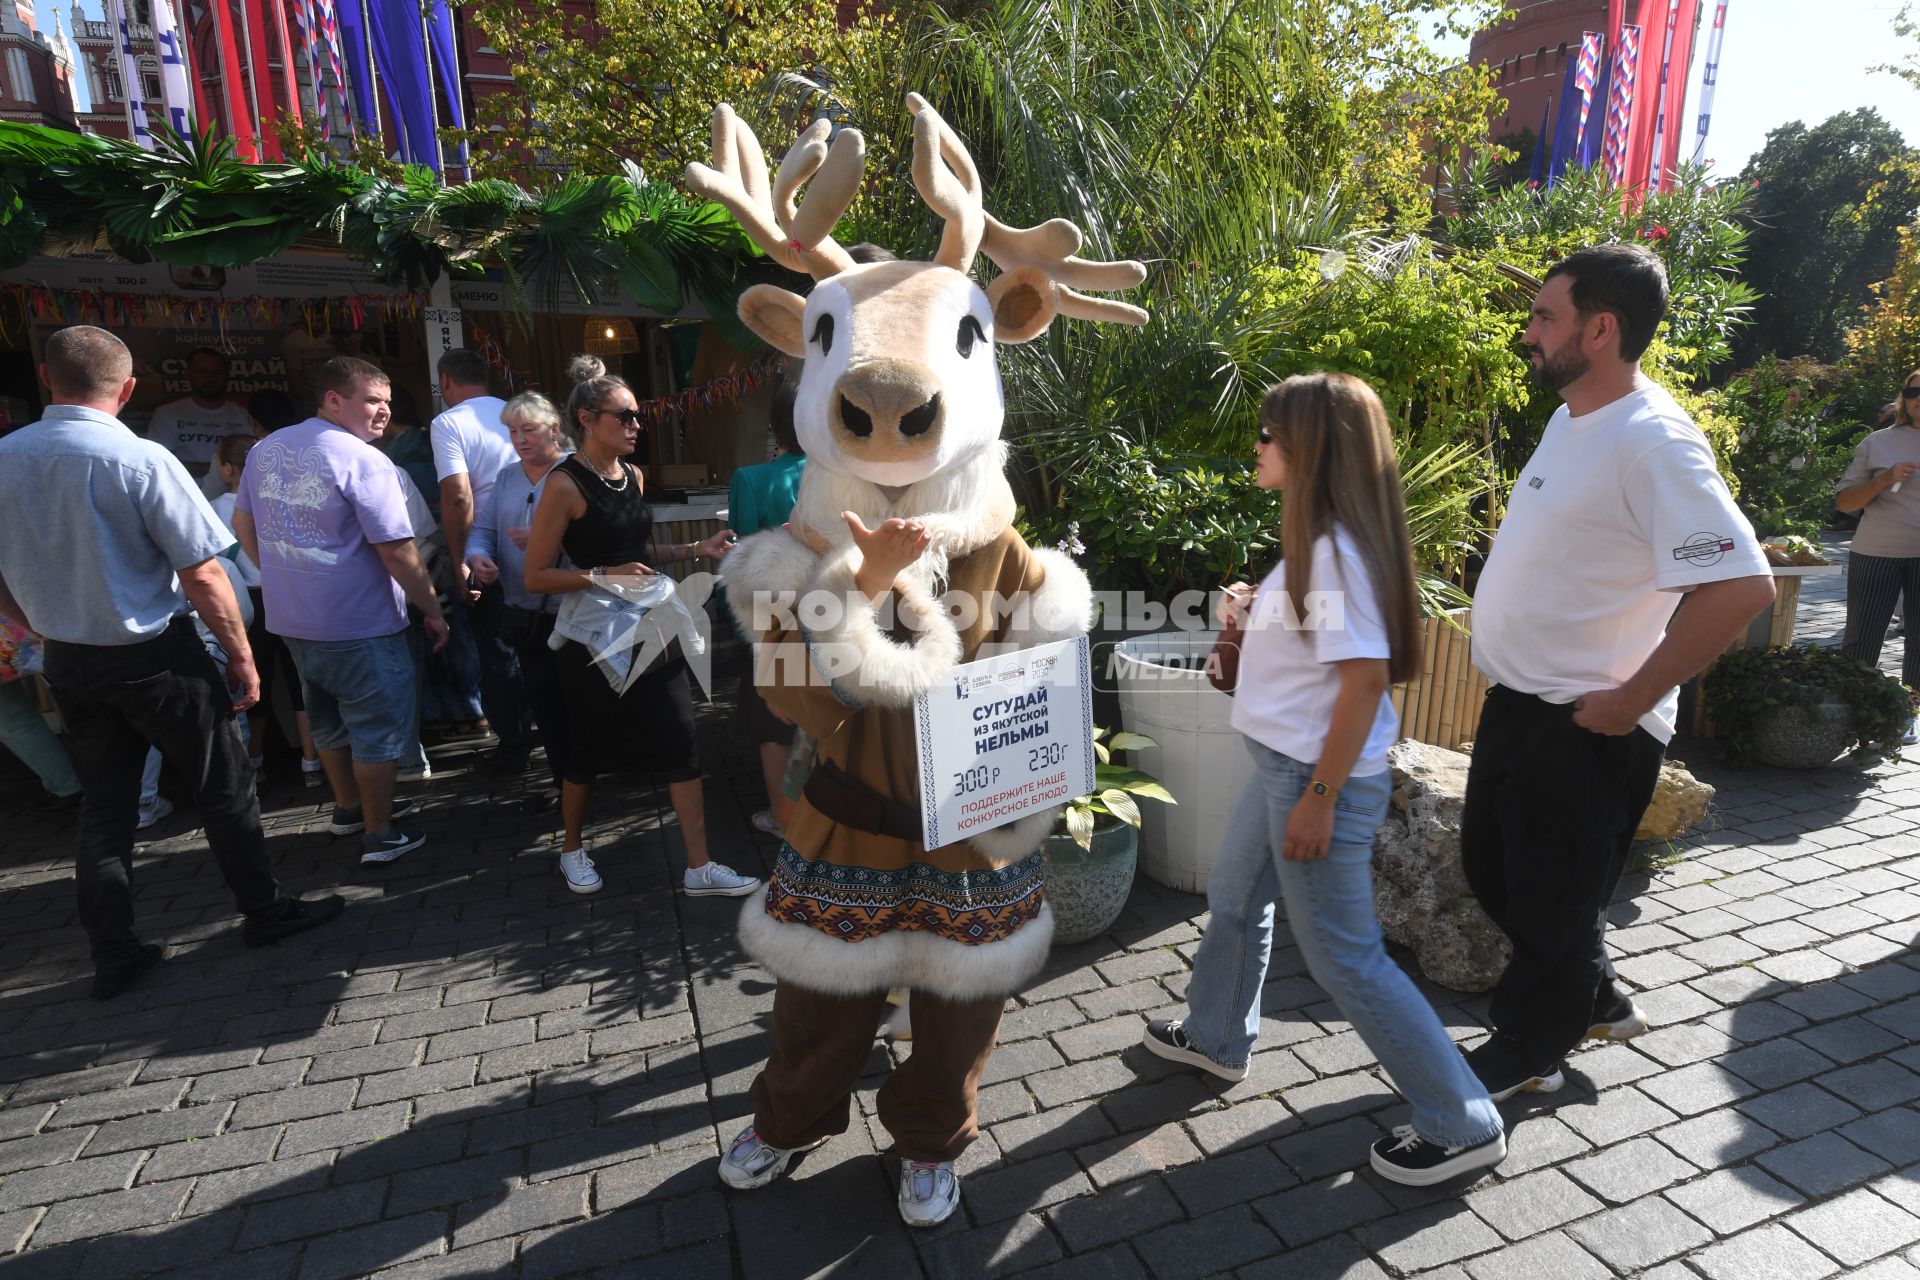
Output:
[1634, 761, 1714, 842]
[1371, 740, 1509, 993]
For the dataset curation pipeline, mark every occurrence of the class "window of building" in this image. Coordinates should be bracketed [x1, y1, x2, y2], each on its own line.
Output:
[9, 50, 34, 105]
[106, 68, 122, 101]
[142, 60, 160, 101]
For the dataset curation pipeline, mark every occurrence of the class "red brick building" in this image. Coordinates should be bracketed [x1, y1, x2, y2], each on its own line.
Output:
[1, 0, 77, 130]
[1471, 0, 1612, 144]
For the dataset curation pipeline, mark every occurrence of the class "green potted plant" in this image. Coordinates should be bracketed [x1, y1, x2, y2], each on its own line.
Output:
[1703, 644, 1911, 768]
[1044, 728, 1176, 945]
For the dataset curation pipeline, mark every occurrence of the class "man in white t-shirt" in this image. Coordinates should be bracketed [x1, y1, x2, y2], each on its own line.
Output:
[1463, 244, 1775, 1103]
[146, 347, 255, 499]
[430, 348, 528, 767]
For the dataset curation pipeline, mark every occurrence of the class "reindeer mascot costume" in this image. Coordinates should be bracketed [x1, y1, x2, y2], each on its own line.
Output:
[693, 95, 1146, 1226]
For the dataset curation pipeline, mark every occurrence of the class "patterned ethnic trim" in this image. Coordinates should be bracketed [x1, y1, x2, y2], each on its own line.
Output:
[762, 843, 1047, 946]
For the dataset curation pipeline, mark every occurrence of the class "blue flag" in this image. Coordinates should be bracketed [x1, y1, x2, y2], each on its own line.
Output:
[1546, 56, 1584, 184]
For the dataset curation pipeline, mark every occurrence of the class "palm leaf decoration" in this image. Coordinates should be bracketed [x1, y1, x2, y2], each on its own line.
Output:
[0, 121, 768, 334]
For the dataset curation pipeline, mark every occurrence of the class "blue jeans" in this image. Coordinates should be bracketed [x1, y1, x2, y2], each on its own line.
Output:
[0, 679, 80, 796]
[285, 631, 415, 764]
[424, 600, 485, 725]
[1183, 737, 1501, 1150]
[470, 584, 532, 757]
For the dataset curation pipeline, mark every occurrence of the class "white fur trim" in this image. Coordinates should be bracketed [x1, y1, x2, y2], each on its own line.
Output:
[720, 527, 820, 636]
[1006, 547, 1095, 647]
[738, 897, 1055, 1000]
[964, 806, 1062, 862]
[788, 441, 1015, 578]
[801, 546, 962, 707]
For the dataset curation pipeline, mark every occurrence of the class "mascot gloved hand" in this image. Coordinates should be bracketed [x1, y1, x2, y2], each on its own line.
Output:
[695, 94, 1146, 1228]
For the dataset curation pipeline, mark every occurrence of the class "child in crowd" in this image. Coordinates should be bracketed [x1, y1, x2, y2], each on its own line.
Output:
[1141, 373, 1506, 1187]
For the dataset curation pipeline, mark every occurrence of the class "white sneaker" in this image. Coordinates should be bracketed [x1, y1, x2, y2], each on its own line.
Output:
[135, 796, 173, 831]
[717, 1126, 827, 1190]
[559, 848, 602, 894]
[396, 763, 432, 783]
[684, 862, 760, 897]
[897, 1159, 961, 1228]
[879, 991, 913, 1042]
[1904, 717, 1918, 747]
[751, 809, 784, 838]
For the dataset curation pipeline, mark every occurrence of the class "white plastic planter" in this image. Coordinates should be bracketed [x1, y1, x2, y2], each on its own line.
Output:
[1112, 631, 1254, 895]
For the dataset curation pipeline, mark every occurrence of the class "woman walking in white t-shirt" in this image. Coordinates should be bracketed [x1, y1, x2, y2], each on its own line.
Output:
[1140, 373, 1505, 1187]
[1837, 368, 1920, 742]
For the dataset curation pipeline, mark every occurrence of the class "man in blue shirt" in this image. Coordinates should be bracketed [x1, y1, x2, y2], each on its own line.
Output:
[0, 326, 344, 1000]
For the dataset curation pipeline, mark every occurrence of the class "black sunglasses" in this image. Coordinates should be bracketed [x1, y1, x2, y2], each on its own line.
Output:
[1903, 387, 1920, 399]
[593, 406, 643, 427]
[1257, 428, 1274, 445]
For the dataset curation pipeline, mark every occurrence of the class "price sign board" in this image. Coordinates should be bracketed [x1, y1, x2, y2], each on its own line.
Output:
[914, 636, 1095, 849]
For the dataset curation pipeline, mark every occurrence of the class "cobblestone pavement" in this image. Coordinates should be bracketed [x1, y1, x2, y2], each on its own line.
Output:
[4, 546, 1920, 1278]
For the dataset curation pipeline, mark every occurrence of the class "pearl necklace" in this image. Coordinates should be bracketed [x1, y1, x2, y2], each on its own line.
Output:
[584, 458, 629, 491]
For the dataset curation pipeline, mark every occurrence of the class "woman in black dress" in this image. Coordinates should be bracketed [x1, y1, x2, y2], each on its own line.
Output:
[523, 356, 756, 898]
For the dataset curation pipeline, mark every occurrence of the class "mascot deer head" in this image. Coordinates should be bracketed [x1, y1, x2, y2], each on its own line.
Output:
[687, 94, 1148, 490]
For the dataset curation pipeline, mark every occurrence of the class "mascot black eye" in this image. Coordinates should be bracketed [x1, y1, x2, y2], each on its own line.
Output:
[812, 314, 835, 355]
[957, 314, 988, 358]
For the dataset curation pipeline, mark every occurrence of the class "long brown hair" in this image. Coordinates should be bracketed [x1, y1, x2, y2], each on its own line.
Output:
[1260, 373, 1422, 683]
[1898, 369, 1920, 428]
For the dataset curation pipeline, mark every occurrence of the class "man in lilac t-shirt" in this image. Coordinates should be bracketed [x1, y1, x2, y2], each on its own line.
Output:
[233, 357, 449, 865]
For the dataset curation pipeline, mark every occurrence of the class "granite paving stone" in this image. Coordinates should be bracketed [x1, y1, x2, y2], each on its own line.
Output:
[1843, 1110, 1920, 1167]
[1133, 1204, 1282, 1280]
[1563, 1194, 1714, 1273]
[1253, 1172, 1395, 1248]
[1354, 1201, 1504, 1273]
[1664, 1164, 1805, 1234]
[1561, 1136, 1698, 1204]
[1160, 1143, 1297, 1216]
[1756, 1131, 1894, 1197]
[1075, 1123, 1205, 1190]
[1554, 1086, 1679, 1146]
[1463, 1168, 1602, 1241]
[0, 605, 1916, 1278]
[1637, 1061, 1756, 1115]
[1819, 1060, 1920, 1112]
[1738, 1081, 1867, 1140]
[1784, 1186, 1920, 1267]
[1690, 1221, 1842, 1280]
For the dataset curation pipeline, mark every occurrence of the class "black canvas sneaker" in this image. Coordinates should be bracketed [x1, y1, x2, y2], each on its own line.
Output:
[1465, 1036, 1565, 1102]
[328, 795, 416, 835]
[1140, 1019, 1249, 1082]
[1370, 1125, 1507, 1186]
[1586, 987, 1650, 1042]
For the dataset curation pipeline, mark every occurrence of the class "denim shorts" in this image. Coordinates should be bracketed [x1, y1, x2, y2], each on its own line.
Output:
[284, 630, 414, 764]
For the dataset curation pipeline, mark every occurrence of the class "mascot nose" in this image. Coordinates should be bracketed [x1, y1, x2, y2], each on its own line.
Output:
[839, 396, 873, 438]
[899, 394, 940, 437]
[833, 360, 945, 444]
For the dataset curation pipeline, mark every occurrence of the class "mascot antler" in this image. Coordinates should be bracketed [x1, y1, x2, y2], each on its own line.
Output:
[686, 105, 865, 280]
[905, 92, 1149, 327]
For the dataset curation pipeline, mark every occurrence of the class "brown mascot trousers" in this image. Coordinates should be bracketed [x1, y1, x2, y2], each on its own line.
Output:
[749, 983, 1005, 1163]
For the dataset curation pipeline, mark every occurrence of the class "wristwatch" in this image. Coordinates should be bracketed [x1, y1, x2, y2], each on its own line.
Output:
[1308, 780, 1339, 801]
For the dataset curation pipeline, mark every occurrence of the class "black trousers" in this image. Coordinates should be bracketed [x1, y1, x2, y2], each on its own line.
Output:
[42, 617, 283, 968]
[1461, 685, 1665, 1062]
[1841, 552, 1920, 688]
[470, 584, 532, 757]
[512, 612, 571, 790]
